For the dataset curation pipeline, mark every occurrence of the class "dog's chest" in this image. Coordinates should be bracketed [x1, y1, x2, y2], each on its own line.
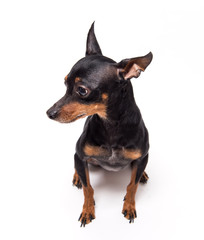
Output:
[83, 144, 142, 171]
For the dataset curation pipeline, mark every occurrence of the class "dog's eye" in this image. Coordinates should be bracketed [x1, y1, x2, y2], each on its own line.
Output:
[77, 86, 89, 97]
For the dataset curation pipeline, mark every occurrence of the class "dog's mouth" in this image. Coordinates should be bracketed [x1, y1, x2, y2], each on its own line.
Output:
[68, 113, 86, 123]
[57, 113, 87, 123]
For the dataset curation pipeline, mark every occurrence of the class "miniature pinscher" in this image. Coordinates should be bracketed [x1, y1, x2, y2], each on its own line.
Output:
[47, 22, 153, 226]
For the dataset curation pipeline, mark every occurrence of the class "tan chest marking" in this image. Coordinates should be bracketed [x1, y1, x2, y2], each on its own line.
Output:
[84, 144, 142, 160]
[122, 149, 142, 160]
[83, 144, 109, 157]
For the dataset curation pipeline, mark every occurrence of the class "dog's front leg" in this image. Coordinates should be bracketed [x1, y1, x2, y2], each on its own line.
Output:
[74, 154, 95, 227]
[122, 154, 148, 223]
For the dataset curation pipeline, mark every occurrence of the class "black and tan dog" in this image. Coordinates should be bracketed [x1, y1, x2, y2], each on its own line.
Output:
[47, 23, 153, 226]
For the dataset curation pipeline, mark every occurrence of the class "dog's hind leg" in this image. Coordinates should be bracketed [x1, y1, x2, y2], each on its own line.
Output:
[72, 169, 82, 189]
[140, 171, 149, 184]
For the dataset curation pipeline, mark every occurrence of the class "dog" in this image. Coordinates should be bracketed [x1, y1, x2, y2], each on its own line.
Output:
[47, 22, 153, 226]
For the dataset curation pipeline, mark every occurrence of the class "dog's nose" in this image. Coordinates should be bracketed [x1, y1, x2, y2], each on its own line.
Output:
[46, 109, 58, 119]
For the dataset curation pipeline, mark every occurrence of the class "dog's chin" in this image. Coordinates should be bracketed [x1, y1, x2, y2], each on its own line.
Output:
[56, 113, 87, 123]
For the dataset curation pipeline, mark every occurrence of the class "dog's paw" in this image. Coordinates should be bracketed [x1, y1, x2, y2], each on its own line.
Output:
[140, 171, 149, 184]
[72, 172, 82, 189]
[122, 201, 137, 223]
[78, 207, 95, 227]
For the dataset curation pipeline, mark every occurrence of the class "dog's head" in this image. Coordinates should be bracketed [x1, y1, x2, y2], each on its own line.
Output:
[46, 23, 153, 123]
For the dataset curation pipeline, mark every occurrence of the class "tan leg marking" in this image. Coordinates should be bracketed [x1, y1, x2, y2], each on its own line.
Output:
[78, 168, 95, 227]
[122, 167, 138, 223]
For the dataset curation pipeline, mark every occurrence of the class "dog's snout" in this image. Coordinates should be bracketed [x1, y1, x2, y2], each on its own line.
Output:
[46, 108, 59, 120]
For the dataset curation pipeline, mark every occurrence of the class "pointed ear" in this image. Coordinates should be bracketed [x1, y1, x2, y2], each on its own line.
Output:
[86, 22, 102, 56]
[116, 52, 153, 80]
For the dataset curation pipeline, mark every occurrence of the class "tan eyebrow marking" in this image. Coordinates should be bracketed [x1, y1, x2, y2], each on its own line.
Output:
[102, 93, 108, 101]
[75, 77, 81, 83]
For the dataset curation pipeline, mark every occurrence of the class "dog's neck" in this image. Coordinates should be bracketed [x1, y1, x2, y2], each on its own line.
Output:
[105, 81, 142, 127]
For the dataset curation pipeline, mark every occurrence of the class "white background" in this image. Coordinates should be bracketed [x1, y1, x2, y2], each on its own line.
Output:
[0, 0, 204, 239]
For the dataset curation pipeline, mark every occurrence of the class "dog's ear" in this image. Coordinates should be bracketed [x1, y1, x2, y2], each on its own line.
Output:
[86, 22, 102, 56]
[116, 52, 153, 80]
